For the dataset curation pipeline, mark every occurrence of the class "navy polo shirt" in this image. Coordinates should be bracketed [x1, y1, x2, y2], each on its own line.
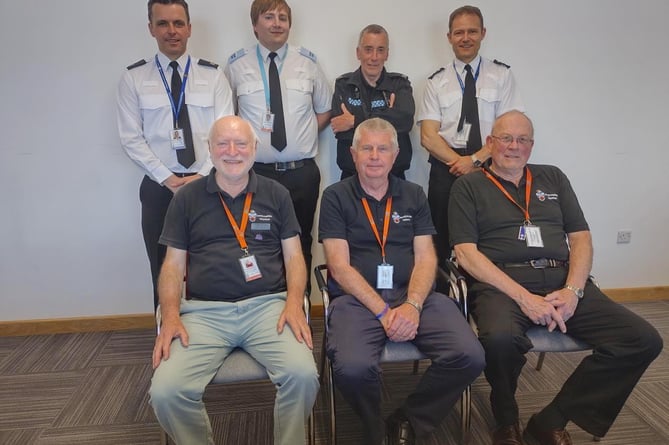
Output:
[319, 175, 436, 297]
[160, 169, 301, 302]
[449, 163, 590, 263]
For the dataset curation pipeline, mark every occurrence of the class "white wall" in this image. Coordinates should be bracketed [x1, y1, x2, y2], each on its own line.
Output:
[1, 0, 667, 321]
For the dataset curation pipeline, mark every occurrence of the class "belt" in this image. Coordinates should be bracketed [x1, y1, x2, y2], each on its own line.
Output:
[172, 172, 197, 178]
[495, 258, 568, 269]
[255, 160, 305, 171]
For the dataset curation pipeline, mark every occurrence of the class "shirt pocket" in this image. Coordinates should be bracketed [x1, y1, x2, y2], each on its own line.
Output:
[478, 88, 500, 122]
[437, 90, 462, 121]
[186, 92, 214, 109]
[285, 78, 313, 114]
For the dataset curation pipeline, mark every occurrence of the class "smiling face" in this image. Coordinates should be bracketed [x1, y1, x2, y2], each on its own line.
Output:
[447, 13, 486, 64]
[253, 6, 291, 51]
[356, 30, 389, 85]
[148, 3, 191, 60]
[488, 111, 535, 181]
[209, 117, 258, 188]
[351, 127, 399, 183]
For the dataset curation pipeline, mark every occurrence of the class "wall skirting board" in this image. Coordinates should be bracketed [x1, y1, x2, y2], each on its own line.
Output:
[2, 287, 667, 337]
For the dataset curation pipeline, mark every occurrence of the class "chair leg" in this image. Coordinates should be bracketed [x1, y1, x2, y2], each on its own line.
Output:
[327, 360, 337, 445]
[535, 352, 547, 371]
[460, 385, 472, 445]
[412, 359, 420, 374]
[308, 411, 315, 445]
[160, 430, 168, 445]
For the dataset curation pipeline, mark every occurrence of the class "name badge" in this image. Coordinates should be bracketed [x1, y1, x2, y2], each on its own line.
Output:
[525, 225, 544, 248]
[377, 263, 394, 289]
[261, 111, 275, 132]
[455, 122, 472, 144]
[170, 128, 186, 150]
[239, 254, 262, 282]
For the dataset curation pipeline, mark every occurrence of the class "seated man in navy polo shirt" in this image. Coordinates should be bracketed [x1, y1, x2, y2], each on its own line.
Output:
[449, 110, 662, 445]
[149, 115, 318, 445]
[318, 117, 485, 445]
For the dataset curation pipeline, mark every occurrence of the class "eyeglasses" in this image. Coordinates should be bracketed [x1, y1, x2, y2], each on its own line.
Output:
[491, 135, 534, 147]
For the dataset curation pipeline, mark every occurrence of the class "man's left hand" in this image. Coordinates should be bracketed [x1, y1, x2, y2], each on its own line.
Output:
[544, 287, 579, 330]
[387, 303, 420, 342]
[277, 304, 313, 349]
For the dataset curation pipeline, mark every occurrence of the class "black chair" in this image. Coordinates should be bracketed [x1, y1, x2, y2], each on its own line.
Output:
[314, 263, 471, 445]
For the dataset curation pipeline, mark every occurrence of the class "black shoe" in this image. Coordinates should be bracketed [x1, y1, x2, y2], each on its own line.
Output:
[386, 410, 416, 445]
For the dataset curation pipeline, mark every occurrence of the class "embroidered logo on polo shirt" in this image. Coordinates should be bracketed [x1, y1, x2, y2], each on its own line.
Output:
[249, 209, 273, 231]
[535, 190, 558, 201]
[392, 211, 413, 223]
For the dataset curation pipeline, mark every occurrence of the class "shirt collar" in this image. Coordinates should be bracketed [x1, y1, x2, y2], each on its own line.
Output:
[258, 43, 288, 63]
[206, 168, 259, 198]
[156, 52, 190, 72]
[453, 55, 481, 76]
[351, 174, 401, 201]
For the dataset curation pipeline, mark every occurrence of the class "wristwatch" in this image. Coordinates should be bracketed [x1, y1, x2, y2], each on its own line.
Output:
[404, 299, 423, 313]
[471, 154, 482, 168]
[564, 284, 584, 299]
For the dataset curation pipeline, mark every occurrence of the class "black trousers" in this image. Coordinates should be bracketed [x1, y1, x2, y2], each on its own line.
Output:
[427, 161, 457, 268]
[470, 266, 663, 437]
[253, 159, 320, 294]
[139, 175, 174, 310]
[327, 292, 485, 444]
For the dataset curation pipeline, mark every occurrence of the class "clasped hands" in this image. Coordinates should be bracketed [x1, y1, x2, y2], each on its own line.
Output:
[379, 302, 420, 342]
[520, 287, 579, 333]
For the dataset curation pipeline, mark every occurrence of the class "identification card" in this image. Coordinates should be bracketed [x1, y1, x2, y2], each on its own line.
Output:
[518, 225, 526, 241]
[170, 128, 186, 150]
[525, 225, 544, 248]
[455, 122, 472, 144]
[377, 263, 394, 289]
[239, 254, 262, 282]
[261, 111, 275, 132]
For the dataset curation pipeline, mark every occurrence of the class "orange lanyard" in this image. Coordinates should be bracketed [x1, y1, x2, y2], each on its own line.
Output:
[361, 196, 393, 262]
[483, 167, 533, 223]
[219, 192, 253, 253]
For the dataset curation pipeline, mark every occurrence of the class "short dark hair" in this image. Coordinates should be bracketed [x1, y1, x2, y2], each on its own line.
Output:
[250, 0, 292, 27]
[148, 0, 190, 23]
[449, 5, 484, 31]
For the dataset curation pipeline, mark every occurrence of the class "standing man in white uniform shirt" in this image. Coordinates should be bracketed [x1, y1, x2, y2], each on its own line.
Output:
[417, 5, 523, 268]
[117, 0, 234, 309]
[224, 0, 332, 294]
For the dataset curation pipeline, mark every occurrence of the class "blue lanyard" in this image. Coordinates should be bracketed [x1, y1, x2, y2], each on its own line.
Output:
[454, 59, 481, 94]
[256, 45, 286, 108]
[156, 55, 191, 126]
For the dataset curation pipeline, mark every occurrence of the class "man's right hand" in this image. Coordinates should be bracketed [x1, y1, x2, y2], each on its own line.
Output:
[330, 103, 355, 133]
[162, 174, 188, 194]
[517, 293, 567, 333]
[152, 316, 189, 369]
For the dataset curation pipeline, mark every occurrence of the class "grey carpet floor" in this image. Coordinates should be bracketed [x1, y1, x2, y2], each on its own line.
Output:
[0, 301, 667, 444]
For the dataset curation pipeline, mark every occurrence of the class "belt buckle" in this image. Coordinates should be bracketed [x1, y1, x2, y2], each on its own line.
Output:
[529, 258, 548, 269]
[275, 162, 287, 172]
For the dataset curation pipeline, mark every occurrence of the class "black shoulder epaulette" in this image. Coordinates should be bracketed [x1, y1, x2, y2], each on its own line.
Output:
[126, 59, 147, 70]
[387, 71, 408, 80]
[336, 72, 354, 81]
[493, 59, 511, 69]
[198, 58, 219, 69]
[428, 67, 445, 80]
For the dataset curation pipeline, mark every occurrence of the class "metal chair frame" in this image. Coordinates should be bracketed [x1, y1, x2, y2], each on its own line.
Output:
[156, 293, 315, 445]
[315, 263, 471, 445]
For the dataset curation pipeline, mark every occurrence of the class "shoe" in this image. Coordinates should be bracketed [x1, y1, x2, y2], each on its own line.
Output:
[386, 410, 416, 445]
[523, 415, 572, 445]
[492, 422, 525, 445]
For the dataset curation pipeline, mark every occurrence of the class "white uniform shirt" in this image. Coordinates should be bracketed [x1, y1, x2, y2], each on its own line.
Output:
[417, 56, 524, 150]
[224, 43, 332, 163]
[117, 52, 234, 184]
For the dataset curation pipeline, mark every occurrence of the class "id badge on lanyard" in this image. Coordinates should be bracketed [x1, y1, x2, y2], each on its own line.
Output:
[361, 197, 394, 289]
[170, 128, 186, 150]
[220, 193, 263, 282]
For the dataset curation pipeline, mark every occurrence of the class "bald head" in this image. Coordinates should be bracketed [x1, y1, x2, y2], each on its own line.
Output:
[492, 110, 534, 139]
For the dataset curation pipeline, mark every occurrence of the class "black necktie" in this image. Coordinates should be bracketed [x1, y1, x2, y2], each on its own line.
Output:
[169, 61, 195, 168]
[458, 64, 482, 154]
[268, 52, 287, 151]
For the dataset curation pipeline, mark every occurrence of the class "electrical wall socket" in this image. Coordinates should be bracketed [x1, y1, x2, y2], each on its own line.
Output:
[617, 230, 632, 244]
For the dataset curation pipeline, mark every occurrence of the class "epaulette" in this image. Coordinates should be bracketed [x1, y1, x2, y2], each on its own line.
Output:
[126, 59, 147, 70]
[336, 72, 354, 81]
[227, 48, 247, 65]
[428, 67, 445, 80]
[298, 47, 317, 62]
[493, 59, 511, 69]
[198, 58, 219, 69]
[387, 71, 408, 80]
